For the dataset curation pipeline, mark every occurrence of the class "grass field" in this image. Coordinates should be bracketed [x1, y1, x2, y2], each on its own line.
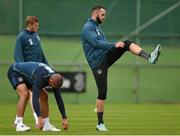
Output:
[0, 103, 180, 135]
[0, 35, 180, 135]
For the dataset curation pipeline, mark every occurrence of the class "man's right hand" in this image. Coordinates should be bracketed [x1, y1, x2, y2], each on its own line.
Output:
[115, 41, 125, 48]
[38, 117, 44, 129]
[62, 118, 68, 130]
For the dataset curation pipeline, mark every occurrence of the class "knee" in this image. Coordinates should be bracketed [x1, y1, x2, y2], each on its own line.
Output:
[16, 84, 29, 100]
[19, 90, 29, 101]
[123, 40, 133, 50]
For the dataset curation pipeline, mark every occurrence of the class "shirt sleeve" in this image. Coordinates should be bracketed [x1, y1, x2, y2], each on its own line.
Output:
[53, 89, 67, 119]
[32, 72, 44, 117]
[83, 26, 115, 50]
[14, 36, 24, 62]
[32, 85, 41, 117]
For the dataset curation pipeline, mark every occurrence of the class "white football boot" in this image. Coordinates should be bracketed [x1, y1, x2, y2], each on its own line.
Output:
[16, 123, 31, 132]
[149, 44, 161, 64]
[42, 124, 61, 132]
[96, 123, 108, 131]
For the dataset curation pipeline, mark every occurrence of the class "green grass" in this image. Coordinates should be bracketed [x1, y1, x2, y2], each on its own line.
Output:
[0, 35, 180, 135]
[0, 103, 180, 135]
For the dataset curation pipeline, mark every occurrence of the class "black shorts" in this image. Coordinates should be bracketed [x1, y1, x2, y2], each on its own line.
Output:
[7, 66, 32, 90]
[92, 47, 128, 100]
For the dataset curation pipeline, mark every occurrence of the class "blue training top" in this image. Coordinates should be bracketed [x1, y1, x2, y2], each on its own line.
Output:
[12, 62, 67, 119]
[81, 18, 115, 69]
[14, 29, 48, 64]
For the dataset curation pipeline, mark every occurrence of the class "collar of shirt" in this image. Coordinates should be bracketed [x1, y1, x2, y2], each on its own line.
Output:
[42, 72, 54, 87]
[24, 29, 34, 34]
[88, 18, 99, 26]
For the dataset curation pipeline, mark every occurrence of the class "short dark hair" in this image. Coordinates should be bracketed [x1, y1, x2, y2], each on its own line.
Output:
[25, 16, 38, 27]
[91, 5, 106, 13]
[50, 73, 63, 89]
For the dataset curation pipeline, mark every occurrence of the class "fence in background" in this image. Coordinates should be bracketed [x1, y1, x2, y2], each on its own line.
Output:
[0, 0, 180, 45]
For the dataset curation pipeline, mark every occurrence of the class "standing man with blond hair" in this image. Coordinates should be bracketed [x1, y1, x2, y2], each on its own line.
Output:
[13, 16, 57, 131]
[81, 5, 161, 131]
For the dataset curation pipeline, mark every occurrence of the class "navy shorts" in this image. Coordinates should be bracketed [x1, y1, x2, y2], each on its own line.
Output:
[92, 47, 128, 100]
[7, 66, 32, 90]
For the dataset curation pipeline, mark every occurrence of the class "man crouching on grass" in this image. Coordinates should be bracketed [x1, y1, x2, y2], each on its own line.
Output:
[7, 62, 68, 131]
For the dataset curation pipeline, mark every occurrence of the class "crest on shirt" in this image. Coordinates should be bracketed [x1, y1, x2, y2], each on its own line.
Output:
[97, 69, 102, 75]
[18, 77, 23, 82]
[37, 35, 40, 41]
[28, 38, 33, 45]
[96, 29, 100, 36]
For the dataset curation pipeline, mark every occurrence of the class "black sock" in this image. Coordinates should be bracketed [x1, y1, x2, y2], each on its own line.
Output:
[97, 112, 104, 124]
[139, 50, 150, 60]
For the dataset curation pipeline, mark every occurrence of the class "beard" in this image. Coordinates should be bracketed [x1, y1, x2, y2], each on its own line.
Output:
[96, 15, 102, 24]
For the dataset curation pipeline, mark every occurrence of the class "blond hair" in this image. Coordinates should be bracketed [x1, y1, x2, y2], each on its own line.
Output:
[25, 16, 38, 27]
